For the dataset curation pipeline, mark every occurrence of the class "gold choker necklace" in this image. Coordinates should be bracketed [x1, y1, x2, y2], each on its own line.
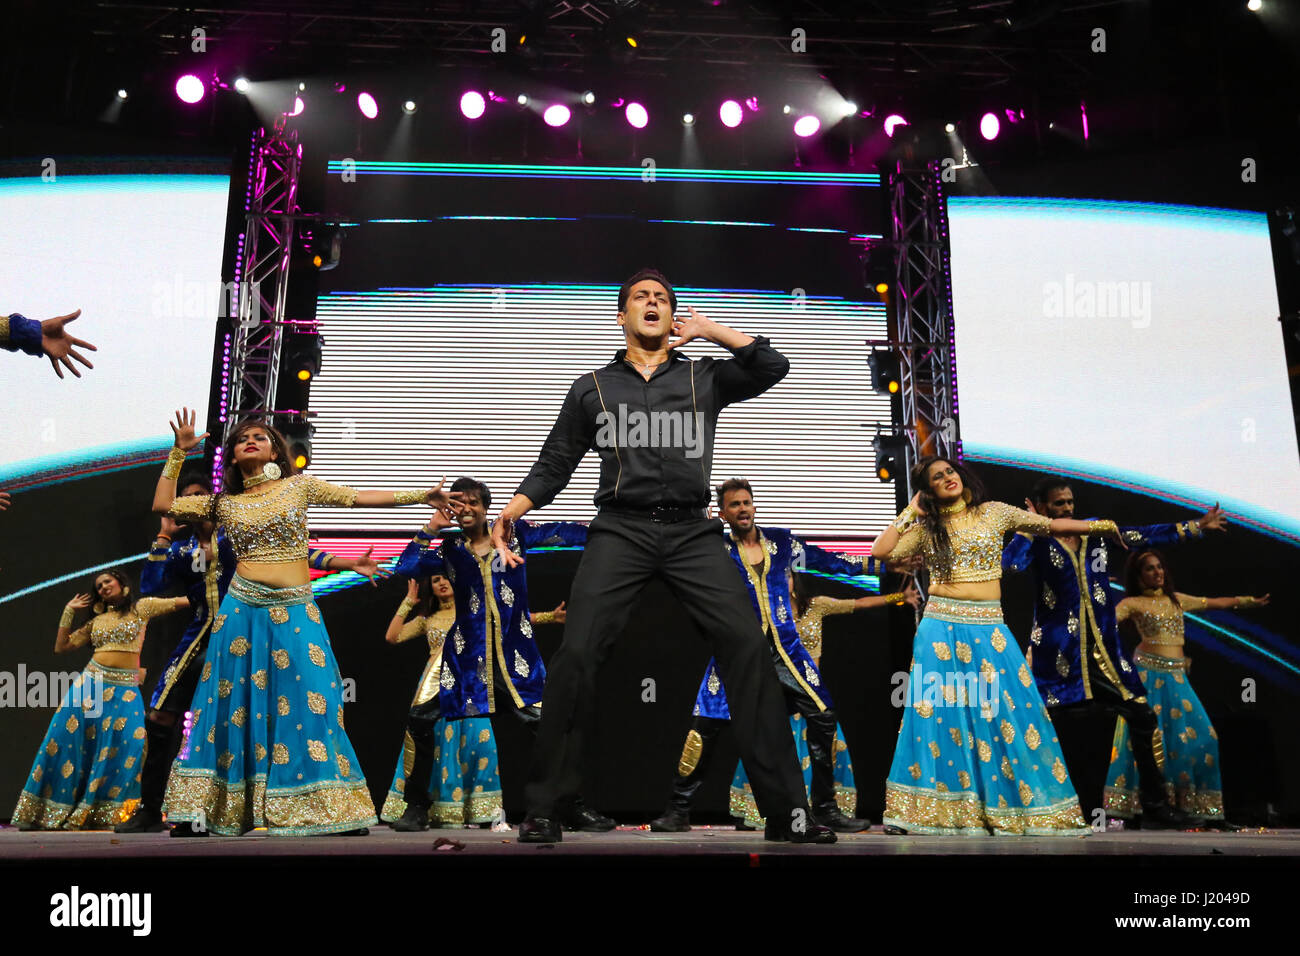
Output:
[242, 462, 282, 489]
[939, 499, 967, 515]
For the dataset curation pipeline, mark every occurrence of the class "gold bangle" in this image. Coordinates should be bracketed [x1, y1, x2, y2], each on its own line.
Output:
[59, 607, 76, 628]
[395, 598, 417, 618]
[891, 505, 918, 532]
[1087, 519, 1118, 535]
[882, 592, 907, 606]
[161, 445, 188, 481]
[393, 489, 426, 506]
[1238, 596, 1255, 608]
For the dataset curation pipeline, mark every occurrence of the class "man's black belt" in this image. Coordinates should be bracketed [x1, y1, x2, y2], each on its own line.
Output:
[600, 504, 708, 523]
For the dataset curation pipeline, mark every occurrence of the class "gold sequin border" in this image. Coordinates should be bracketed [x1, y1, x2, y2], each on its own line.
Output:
[883, 782, 1089, 836]
[923, 597, 1006, 625]
[163, 770, 376, 836]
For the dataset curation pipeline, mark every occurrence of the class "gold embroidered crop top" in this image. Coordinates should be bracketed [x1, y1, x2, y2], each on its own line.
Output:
[1114, 591, 1206, 647]
[169, 473, 359, 564]
[67, 598, 182, 654]
[795, 596, 857, 662]
[396, 607, 457, 656]
[888, 501, 1052, 584]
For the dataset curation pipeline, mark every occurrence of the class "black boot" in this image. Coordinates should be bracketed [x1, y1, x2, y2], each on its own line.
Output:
[117, 718, 175, 833]
[559, 797, 616, 832]
[764, 816, 837, 844]
[518, 816, 562, 843]
[1138, 798, 1196, 831]
[649, 721, 721, 832]
[803, 712, 866, 832]
[811, 803, 870, 832]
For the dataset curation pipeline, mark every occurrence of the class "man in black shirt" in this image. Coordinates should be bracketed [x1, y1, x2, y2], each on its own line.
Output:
[490, 268, 834, 844]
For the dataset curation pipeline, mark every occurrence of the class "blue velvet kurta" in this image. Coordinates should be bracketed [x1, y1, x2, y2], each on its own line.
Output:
[1002, 520, 1202, 706]
[693, 527, 884, 719]
[395, 519, 587, 718]
[140, 529, 237, 711]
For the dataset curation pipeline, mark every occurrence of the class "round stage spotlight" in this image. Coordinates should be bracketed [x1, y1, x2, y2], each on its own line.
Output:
[719, 100, 743, 128]
[233, 77, 250, 94]
[843, 101, 858, 116]
[944, 122, 956, 133]
[460, 91, 486, 119]
[516, 94, 529, 107]
[357, 92, 378, 119]
[793, 115, 820, 137]
[175, 74, 205, 105]
[979, 112, 1000, 140]
[582, 90, 596, 105]
[543, 104, 571, 127]
[883, 114, 908, 137]
[625, 102, 648, 129]
[682, 112, 696, 126]
[782, 104, 793, 115]
[116, 89, 128, 101]
[403, 100, 417, 114]
[1248, 0, 1262, 10]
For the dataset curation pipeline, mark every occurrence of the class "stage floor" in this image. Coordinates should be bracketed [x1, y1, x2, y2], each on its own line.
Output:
[2, 823, 1298, 861]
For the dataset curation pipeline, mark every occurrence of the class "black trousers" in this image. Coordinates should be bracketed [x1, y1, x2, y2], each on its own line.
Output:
[666, 638, 841, 815]
[1058, 640, 1168, 810]
[403, 663, 541, 810]
[522, 511, 807, 824]
[138, 637, 209, 814]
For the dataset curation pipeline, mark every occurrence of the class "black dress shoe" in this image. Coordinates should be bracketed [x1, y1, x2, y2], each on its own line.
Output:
[390, 805, 430, 832]
[518, 817, 562, 843]
[882, 824, 908, 835]
[734, 818, 756, 831]
[764, 821, 837, 844]
[168, 822, 209, 838]
[649, 809, 691, 832]
[115, 807, 166, 833]
[560, 799, 616, 832]
[1138, 802, 1196, 831]
[1198, 818, 1247, 832]
[811, 807, 870, 832]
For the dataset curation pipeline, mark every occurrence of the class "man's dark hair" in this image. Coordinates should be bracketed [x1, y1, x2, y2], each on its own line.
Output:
[715, 477, 753, 508]
[178, 470, 212, 494]
[618, 268, 677, 313]
[1030, 475, 1072, 506]
[452, 476, 491, 510]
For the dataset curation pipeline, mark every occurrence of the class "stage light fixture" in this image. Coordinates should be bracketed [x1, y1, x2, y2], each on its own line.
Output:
[298, 82, 306, 92]
[719, 100, 743, 128]
[290, 96, 305, 117]
[625, 102, 648, 128]
[868, 350, 902, 395]
[234, 77, 250, 94]
[403, 100, 417, 114]
[460, 91, 486, 119]
[1248, 0, 1261, 10]
[285, 334, 324, 383]
[979, 112, 1000, 140]
[582, 90, 596, 105]
[357, 92, 378, 119]
[544, 104, 571, 127]
[682, 112, 696, 126]
[116, 89, 128, 100]
[280, 420, 317, 470]
[745, 97, 759, 111]
[782, 104, 793, 114]
[863, 241, 894, 295]
[516, 94, 529, 107]
[944, 122, 956, 133]
[309, 227, 344, 272]
[793, 115, 820, 137]
[873, 433, 907, 483]
[843, 101, 859, 116]
[175, 74, 205, 105]
[883, 114, 908, 137]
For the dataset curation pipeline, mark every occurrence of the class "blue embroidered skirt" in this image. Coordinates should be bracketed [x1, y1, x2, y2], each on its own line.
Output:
[161, 575, 377, 835]
[11, 661, 146, 829]
[882, 597, 1089, 835]
[379, 652, 502, 825]
[1104, 650, 1223, 820]
[729, 713, 856, 827]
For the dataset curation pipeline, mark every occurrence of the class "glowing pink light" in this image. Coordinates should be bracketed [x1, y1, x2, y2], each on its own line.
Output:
[883, 114, 909, 137]
[625, 102, 648, 128]
[745, 96, 759, 112]
[357, 92, 378, 119]
[719, 99, 743, 128]
[979, 112, 1000, 141]
[543, 104, 571, 127]
[793, 115, 820, 138]
[1080, 100, 1089, 141]
[460, 91, 486, 119]
[175, 74, 205, 105]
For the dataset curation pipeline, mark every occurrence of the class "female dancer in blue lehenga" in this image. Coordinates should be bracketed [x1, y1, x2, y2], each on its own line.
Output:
[730, 574, 921, 828]
[1104, 548, 1267, 829]
[154, 408, 462, 836]
[12, 569, 187, 829]
[869, 456, 1125, 835]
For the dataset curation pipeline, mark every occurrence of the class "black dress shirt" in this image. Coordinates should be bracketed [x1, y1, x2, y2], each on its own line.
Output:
[516, 336, 789, 511]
